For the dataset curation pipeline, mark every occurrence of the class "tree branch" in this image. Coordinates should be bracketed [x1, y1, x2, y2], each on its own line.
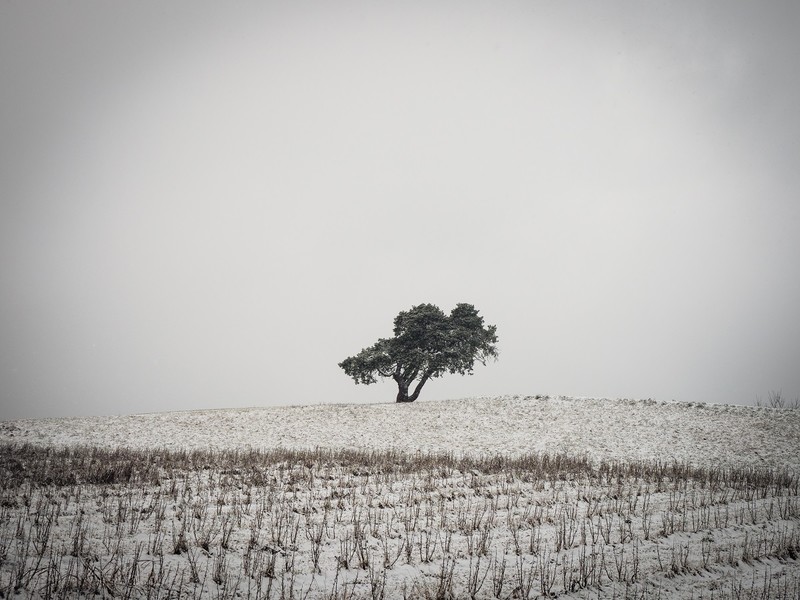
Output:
[403, 365, 420, 385]
[409, 371, 433, 402]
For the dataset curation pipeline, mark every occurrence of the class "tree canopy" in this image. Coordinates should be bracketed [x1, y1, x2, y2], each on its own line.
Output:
[339, 303, 498, 403]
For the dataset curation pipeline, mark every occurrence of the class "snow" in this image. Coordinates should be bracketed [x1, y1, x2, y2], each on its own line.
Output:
[2, 395, 799, 469]
[1, 395, 799, 599]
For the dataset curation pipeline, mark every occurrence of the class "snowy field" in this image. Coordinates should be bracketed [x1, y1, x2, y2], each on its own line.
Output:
[3, 395, 800, 469]
[1, 396, 799, 599]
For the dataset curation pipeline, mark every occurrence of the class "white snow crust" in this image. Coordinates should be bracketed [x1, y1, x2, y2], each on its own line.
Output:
[2, 395, 799, 469]
[2, 396, 799, 599]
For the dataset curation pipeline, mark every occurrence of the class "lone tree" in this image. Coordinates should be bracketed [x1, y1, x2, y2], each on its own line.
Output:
[339, 303, 498, 403]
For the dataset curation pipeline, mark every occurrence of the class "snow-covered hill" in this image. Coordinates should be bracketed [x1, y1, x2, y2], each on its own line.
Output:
[3, 395, 799, 469]
[2, 395, 800, 599]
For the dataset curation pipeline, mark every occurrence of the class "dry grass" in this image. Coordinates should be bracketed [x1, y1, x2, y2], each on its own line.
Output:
[1, 443, 799, 598]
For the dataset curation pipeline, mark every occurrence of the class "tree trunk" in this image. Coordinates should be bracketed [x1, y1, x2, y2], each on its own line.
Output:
[395, 381, 413, 403]
[395, 372, 432, 403]
[408, 372, 431, 402]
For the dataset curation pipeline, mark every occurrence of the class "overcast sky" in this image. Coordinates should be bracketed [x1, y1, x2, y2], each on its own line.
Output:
[2, 1, 799, 420]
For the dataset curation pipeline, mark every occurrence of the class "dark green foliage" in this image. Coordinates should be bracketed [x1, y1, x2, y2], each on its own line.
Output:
[339, 303, 498, 402]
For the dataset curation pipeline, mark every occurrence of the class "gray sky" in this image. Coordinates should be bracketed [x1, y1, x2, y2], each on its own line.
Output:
[2, 1, 799, 420]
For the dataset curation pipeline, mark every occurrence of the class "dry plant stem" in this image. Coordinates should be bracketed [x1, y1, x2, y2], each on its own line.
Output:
[0, 443, 799, 598]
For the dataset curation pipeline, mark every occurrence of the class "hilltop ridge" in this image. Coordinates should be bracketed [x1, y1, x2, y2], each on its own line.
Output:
[2, 395, 798, 470]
